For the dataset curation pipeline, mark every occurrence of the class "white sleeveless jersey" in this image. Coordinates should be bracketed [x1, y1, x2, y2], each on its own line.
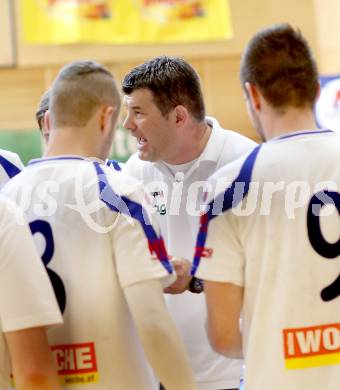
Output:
[3, 156, 174, 390]
[195, 129, 340, 390]
[0, 149, 24, 188]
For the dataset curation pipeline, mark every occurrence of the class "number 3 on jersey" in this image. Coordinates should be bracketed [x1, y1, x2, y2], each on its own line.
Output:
[29, 220, 66, 313]
[307, 190, 340, 302]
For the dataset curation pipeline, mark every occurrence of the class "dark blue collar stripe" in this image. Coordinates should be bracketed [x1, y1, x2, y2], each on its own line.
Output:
[275, 129, 333, 141]
[94, 162, 172, 274]
[105, 159, 122, 172]
[0, 156, 21, 178]
[28, 156, 85, 165]
[191, 145, 262, 275]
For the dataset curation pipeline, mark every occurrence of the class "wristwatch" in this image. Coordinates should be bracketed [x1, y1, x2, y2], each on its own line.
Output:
[188, 277, 204, 294]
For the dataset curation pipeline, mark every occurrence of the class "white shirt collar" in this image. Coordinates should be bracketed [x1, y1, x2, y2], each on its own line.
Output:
[154, 116, 226, 179]
[268, 128, 333, 143]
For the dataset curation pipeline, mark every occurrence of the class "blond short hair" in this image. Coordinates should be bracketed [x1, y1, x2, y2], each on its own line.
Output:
[50, 60, 120, 128]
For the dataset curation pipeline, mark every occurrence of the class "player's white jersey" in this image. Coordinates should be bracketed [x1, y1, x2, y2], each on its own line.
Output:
[0, 149, 24, 188]
[105, 158, 123, 171]
[194, 129, 340, 390]
[0, 195, 62, 389]
[3, 156, 174, 390]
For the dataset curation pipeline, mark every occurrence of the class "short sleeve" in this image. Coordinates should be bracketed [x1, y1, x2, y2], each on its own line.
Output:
[0, 151, 24, 189]
[108, 185, 175, 289]
[11, 152, 25, 171]
[196, 211, 245, 287]
[0, 199, 62, 332]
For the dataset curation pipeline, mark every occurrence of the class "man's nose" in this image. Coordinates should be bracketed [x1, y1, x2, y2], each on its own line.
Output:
[122, 115, 135, 132]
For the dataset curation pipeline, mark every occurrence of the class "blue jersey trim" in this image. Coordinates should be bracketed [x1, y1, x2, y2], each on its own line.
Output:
[0, 155, 21, 178]
[273, 129, 333, 141]
[28, 156, 85, 166]
[105, 159, 122, 172]
[93, 162, 173, 274]
[191, 145, 262, 276]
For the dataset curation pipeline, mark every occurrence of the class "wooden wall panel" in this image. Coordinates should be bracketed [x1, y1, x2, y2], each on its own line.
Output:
[0, 67, 45, 129]
[0, 0, 15, 67]
[0, 0, 319, 142]
[200, 57, 257, 139]
[0, 60, 257, 139]
[314, 0, 340, 73]
[15, 0, 317, 67]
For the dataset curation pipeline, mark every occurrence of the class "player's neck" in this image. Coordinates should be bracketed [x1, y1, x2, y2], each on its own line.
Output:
[264, 108, 318, 140]
[44, 127, 101, 159]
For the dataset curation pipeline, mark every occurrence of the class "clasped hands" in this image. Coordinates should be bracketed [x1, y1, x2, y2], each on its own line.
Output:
[164, 257, 192, 294]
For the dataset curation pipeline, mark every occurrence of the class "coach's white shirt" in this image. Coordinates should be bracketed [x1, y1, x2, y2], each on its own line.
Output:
[0, 196, 62, 389]
[195, 129, 340, 390]
[0, 149, 24, 189]
[3, 157, 174, 390]
[124, 117, 257, 389]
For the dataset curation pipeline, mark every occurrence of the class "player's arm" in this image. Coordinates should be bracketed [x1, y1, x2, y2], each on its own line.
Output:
[0, 197, 63, 389]
[194, 183, 246, 358]
[5, 327, 60, 390]
[124, 279, 196, 390]
[204, 281, 243, 358]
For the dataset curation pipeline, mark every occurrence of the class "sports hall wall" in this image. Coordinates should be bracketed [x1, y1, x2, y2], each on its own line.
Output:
[0, 0, 338, 163]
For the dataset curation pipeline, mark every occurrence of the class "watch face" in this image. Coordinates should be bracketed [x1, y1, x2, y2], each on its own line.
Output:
[190, 277, 204, 293]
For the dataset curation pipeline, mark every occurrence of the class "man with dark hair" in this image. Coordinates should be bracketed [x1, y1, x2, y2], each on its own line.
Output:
[240, 24, 319, 110]
[194, 24, 340, 390]
[240, 23, 319, 141]
[122, 55, 257, 390]
[122, 56, 205, 124]
[4, 60, 195, 390]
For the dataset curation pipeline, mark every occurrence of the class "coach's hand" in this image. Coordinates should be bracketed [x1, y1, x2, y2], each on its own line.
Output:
[164, 258, 192, 294]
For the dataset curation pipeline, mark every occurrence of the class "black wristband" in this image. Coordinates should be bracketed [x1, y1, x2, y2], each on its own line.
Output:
[188, 277, 204, 294]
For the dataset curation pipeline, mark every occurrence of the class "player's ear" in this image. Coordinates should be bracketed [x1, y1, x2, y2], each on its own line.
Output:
[42, 110, 50, 141]
[45, 110, 52, 132]
[173, 105, 188, 128]
[100, 105, 116, 134]
[315, 81, 321, 100]
[245, 82, 261, 112]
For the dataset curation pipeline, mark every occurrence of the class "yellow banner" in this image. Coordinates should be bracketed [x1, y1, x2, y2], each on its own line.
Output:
[22, 0, 232, 44]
